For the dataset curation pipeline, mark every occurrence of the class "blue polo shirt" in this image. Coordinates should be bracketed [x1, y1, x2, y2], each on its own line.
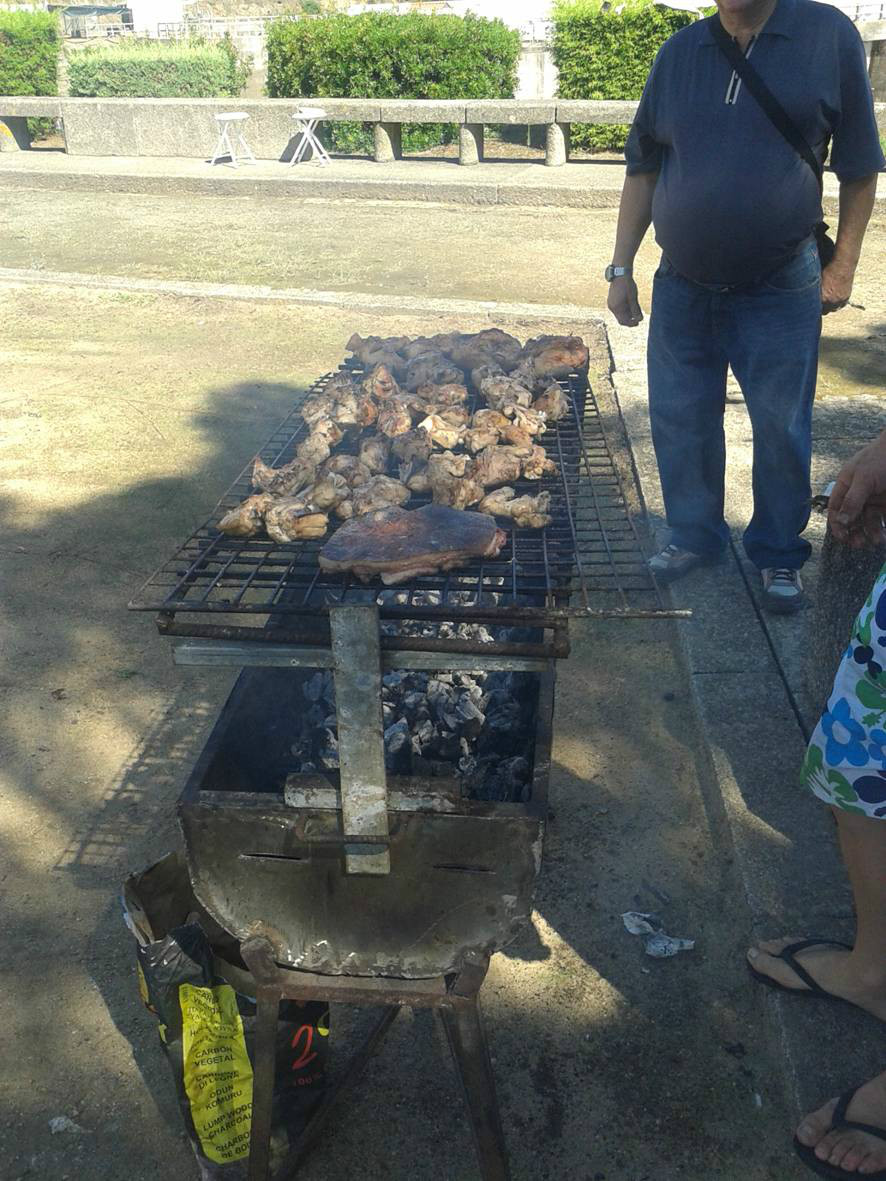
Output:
[625, 0, 884, 286]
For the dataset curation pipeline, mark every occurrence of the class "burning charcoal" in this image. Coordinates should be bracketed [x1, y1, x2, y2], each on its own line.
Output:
[438, 623, 457, 639]
[318, 730, 339, 771]
[382, 702, 396, 727]
[488, 756, 530, 802]
[455, 696, 485, 738]
[383, 672, 407, 690]
[486, 703, 521, 734]
[429, 730, 462, 762]
[435, 674, 454, 685]
[301, 761, 317, 773]
[414, 719, 435, 747]
[441, 709, 461, 732]
[401, 691, 427, 719]
[384, 719, 411, 755]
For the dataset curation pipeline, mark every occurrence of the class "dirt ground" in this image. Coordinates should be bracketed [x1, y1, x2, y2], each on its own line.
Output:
[0, 283, 804, 1179]
[3, 185, 885, 399]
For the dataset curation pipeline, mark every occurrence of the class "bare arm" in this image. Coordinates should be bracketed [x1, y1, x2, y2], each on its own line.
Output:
[607, 171, 658, 327]
[821, 172, 878, 313]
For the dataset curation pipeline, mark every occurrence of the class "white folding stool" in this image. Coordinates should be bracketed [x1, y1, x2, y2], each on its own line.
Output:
[290, 106, 331, 166]
[210, 112, 256, 168]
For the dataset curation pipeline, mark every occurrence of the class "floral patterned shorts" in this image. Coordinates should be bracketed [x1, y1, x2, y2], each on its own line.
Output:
[802, 561, 886, 819]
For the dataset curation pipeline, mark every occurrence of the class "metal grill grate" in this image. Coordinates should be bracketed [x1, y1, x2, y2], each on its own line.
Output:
[130, 369, 670, 625]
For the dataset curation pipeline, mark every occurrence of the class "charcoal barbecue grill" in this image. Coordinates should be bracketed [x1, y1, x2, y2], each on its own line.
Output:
[130, 363, 684, 1181]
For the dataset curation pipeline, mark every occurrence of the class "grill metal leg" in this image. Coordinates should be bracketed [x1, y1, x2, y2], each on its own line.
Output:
[440, 996, 511, 1181]
[248, 986, 281, 1181]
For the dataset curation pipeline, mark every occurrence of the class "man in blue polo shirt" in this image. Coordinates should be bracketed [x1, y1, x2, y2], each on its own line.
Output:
[607, 0, 884, 613]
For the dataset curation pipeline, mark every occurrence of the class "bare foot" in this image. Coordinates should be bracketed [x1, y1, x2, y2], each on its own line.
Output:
[746, 937, 886, 1023]
[796, 1071, 886, 1175]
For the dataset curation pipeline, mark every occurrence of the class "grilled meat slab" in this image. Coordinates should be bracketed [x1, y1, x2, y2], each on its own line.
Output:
[319, 504, 506, 585]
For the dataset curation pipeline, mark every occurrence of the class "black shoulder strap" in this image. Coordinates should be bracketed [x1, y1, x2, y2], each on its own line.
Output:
[707, 14, 823, 191]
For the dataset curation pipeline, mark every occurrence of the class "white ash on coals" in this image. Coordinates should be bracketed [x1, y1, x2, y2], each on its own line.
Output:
[290, 658, 536, 803]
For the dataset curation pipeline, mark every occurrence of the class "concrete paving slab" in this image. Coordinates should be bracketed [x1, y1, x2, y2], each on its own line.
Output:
[607, 306, 886, 1125]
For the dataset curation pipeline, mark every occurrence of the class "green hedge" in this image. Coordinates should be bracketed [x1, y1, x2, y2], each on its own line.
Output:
[553, 0, 699, 152]
[266, 12, 520, 154]
[68, 36, 249, 98]
[0, 9, 59, 96]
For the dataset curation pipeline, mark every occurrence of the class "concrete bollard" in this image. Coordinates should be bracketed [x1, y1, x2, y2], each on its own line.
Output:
[0, 117, 32, 152]
[545, 121, 570, 167]
[373, 121, 402, 163]
[458, 123, 484, 166]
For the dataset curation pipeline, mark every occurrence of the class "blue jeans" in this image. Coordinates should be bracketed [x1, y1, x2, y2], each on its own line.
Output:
[647, 241, 822, 570]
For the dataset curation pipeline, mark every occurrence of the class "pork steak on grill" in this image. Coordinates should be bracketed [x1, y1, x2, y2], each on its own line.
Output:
[318, 503, 506, 586]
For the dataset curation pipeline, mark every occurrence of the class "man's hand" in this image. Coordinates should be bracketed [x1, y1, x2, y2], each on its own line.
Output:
[607, 276, 644, 327]
[821, 257, 855, 315]
[828, 432, 886, 548]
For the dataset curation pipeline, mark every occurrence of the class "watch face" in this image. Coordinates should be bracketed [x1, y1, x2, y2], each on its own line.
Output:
[605, 266, 615, 281]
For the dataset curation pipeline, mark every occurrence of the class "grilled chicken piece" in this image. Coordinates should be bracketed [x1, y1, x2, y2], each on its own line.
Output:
[326, 370, 358, 395]
[428, 451, 470, 480]
[377, 399, 414, 438]
[418, 414, 464, 451]
[403, 462, 431, 494]
[532, 383, 570, 422]
[507, 357, 538, 392]
[523, 335, 589, 380]
[363, 363, 401, 401]
[252, 456, 316, 497]
[356, 393, 379, 428]
[510, 406, 547, 436]
[465, 425, 502, 453]
[479, 487, 553, 529]
[346, 335, 407, 377]
[217, 493, 273, 538]
[308, 473, 350, 510]
[469, 361, 504, 394]
[431, 405, 470, 428]
[301, 391, 337, 428]
[521, 444, 558, 481]
[448, 329, 522, 374]
[320, 454, 372, 488]
[359, 434, 391, 475]
[404, 353, 464, 393]
[428, 451, 484, 510]
[391, 428, 432, 467]
[470, 445, 525, 489]
[265, 501, 329, 543]
[351, 475, 410, 517]
[295, 420, 344, 467]
[319, 504, 506, 586]
[415, 382, 469, 407]
[480, 375, 533, 417]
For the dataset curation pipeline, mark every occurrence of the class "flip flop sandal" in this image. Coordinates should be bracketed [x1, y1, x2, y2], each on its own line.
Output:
[747, 938, 855, 1008]
[794, 1086, 886, 1179]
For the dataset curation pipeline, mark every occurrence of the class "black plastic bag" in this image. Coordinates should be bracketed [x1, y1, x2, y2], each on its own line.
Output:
[123, 852, 328, 1179]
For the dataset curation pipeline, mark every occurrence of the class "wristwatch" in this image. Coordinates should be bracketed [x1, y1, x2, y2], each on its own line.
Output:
[605, 265, 632, 282]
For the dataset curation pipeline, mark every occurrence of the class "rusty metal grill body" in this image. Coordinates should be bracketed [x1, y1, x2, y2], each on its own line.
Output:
[131, 361, 679, 1181]
[179, 659, 553, 978]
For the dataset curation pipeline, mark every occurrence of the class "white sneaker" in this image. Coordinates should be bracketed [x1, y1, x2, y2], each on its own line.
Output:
[648, 543, 707, 584]
[761, 567, 804, 614]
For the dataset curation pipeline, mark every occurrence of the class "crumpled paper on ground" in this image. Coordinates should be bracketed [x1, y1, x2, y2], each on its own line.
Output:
[622, 911, 695, 958]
